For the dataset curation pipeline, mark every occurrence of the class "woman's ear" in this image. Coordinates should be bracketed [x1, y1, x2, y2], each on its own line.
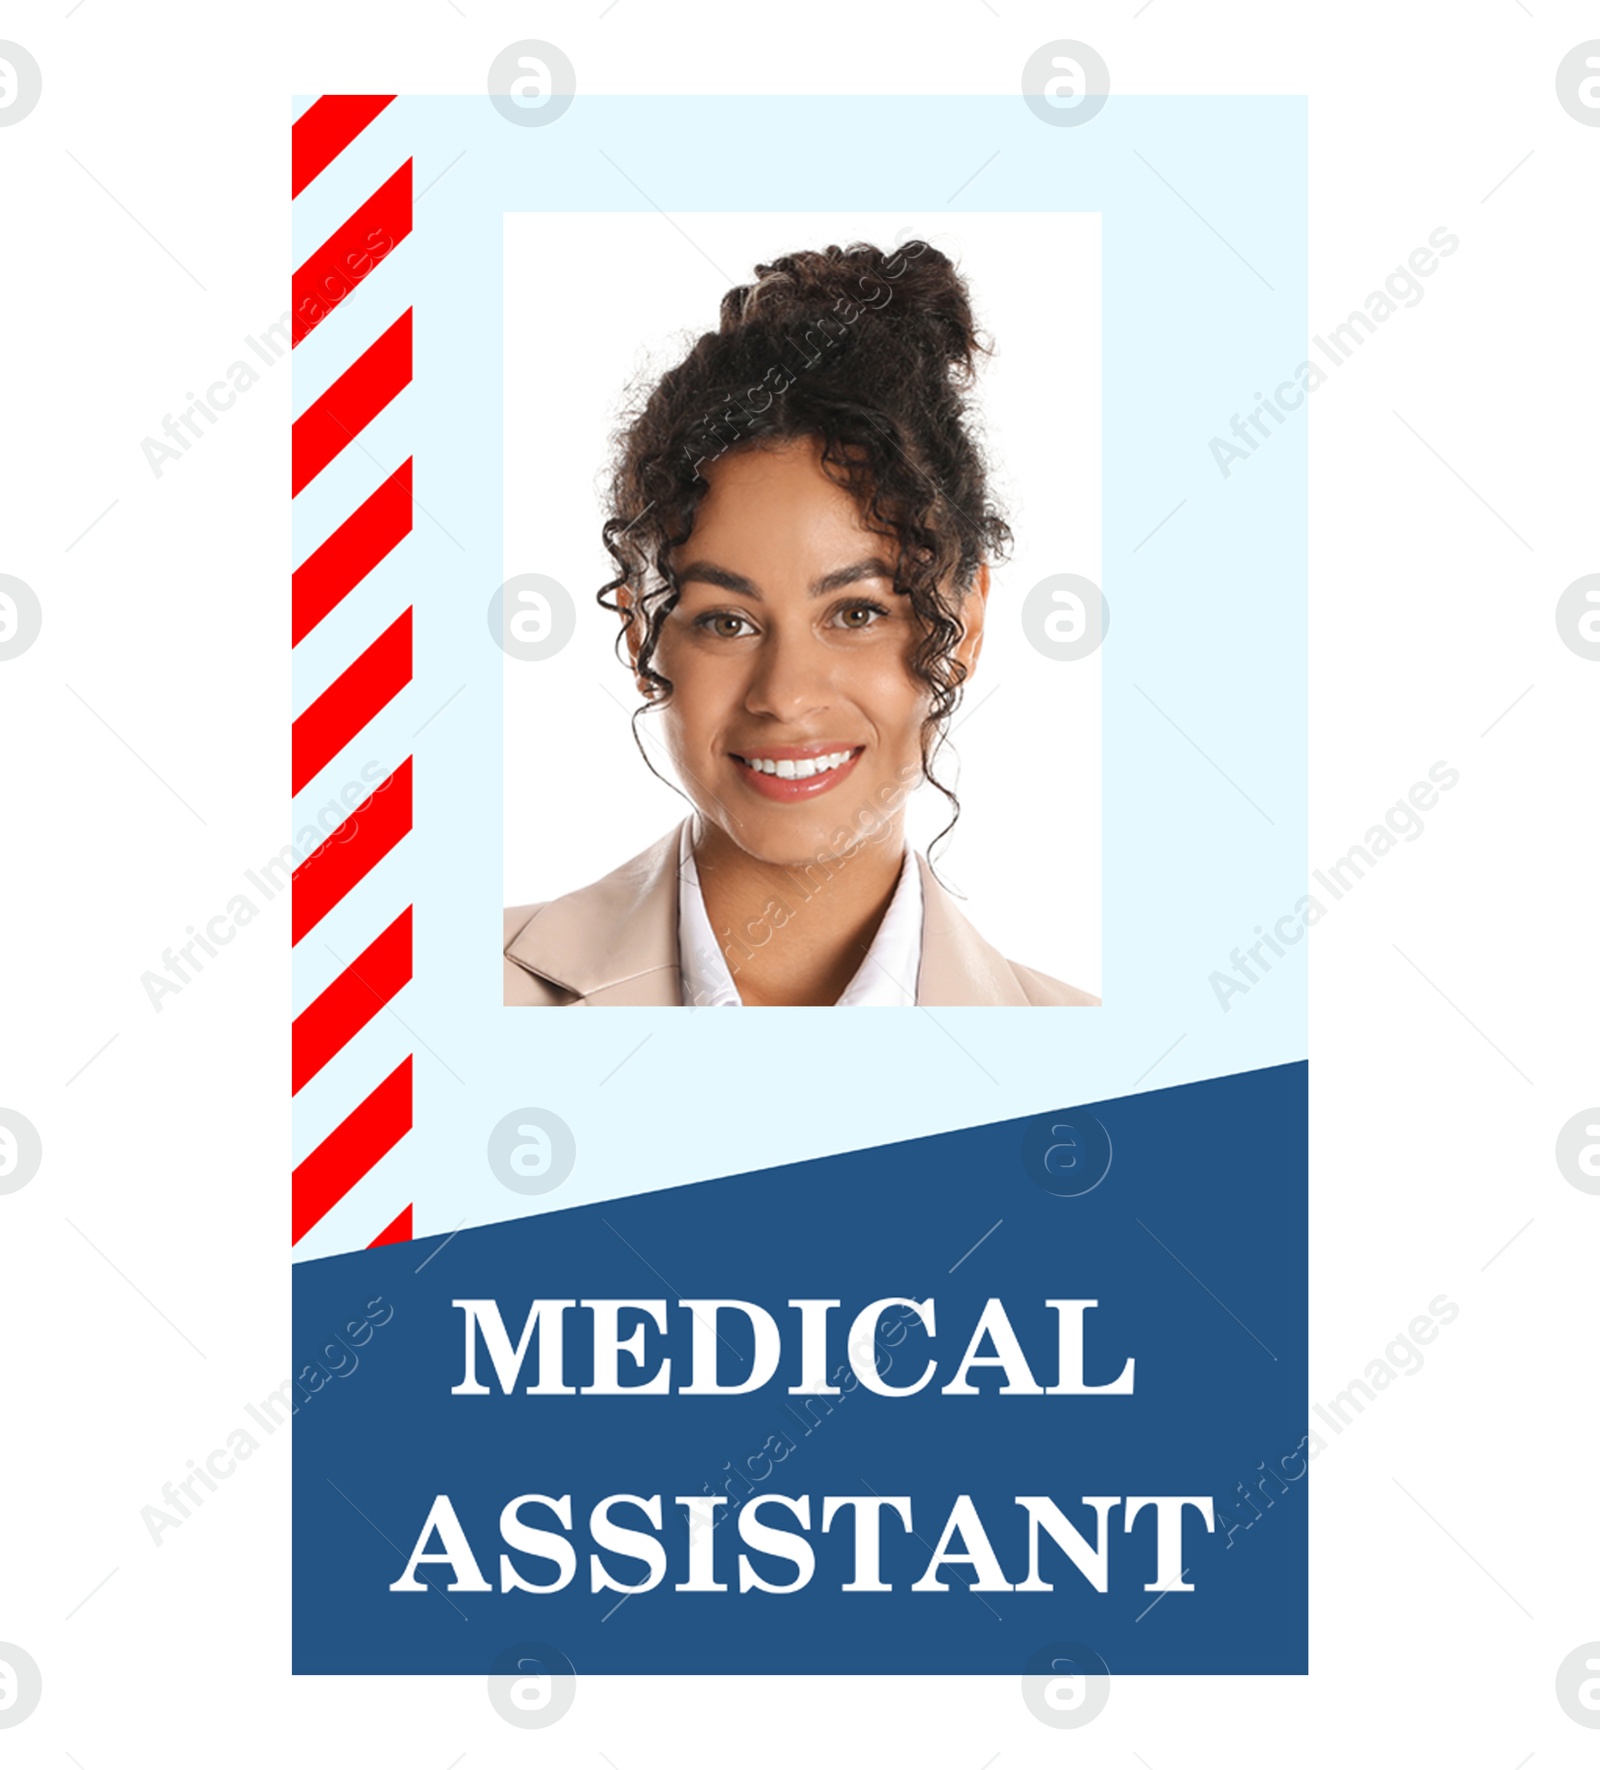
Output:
[954, 561, 990, 678]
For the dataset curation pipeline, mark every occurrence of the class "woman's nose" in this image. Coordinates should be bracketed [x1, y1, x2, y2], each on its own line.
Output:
[742, 627, 834, 722]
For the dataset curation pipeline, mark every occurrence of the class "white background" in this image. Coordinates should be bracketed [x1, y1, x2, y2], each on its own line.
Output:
[504, 210, 1102, 992]
[2, 3, 1597, 1766]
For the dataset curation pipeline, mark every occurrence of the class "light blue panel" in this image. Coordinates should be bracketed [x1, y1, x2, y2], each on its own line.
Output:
[292, 95, 1307, 1263]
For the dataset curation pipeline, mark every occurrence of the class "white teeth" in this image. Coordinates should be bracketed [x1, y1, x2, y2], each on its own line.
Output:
[740, 749, 853, 779]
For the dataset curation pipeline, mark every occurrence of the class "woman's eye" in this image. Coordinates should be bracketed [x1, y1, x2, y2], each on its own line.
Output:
[834, 602, 887, 630]
[697, 611, 756, 639]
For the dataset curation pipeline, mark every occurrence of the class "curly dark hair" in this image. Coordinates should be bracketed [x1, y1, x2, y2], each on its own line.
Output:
[597, 238, 1013, 849]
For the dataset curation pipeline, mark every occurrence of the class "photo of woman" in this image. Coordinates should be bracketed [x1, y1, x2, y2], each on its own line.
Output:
[503, 238, 1098, 1008]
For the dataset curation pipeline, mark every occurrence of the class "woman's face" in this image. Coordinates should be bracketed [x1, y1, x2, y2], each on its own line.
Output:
[640, 437, 985, 870]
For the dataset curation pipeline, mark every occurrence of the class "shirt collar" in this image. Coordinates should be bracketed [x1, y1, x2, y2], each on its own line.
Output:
[676, 820, 924, 1008]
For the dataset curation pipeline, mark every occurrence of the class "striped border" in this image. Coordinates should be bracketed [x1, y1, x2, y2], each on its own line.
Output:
[291, 95, 414, 1251]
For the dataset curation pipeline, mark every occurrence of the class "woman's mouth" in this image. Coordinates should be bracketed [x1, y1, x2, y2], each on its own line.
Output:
[730, 744, 865, 801]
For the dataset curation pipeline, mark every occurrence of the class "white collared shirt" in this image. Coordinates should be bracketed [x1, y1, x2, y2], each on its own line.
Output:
[676, 820, 924, 1007]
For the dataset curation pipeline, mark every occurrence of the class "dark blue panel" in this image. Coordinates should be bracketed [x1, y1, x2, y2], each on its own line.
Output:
[293, 1061, 1307, 1673]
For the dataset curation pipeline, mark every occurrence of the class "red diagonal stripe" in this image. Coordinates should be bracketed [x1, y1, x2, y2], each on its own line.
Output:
[292, 1056, 412, 1243]
[368, 1204, 413, 1248]
[292, 756, 412, 946]
[292, 309, 411, 497]
[292, 460, 412, 646]
[293, 95, 395, 199]
[292, 609, 412, 795]
[291, 906, 413, 1095]
[293, 161, 412, 346]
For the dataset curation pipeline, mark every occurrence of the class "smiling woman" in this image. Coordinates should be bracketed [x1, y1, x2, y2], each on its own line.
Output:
[503, 239, 1097, 1009]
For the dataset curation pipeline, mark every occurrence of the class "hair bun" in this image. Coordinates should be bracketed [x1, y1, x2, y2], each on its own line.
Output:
[717, 240, 981, 381]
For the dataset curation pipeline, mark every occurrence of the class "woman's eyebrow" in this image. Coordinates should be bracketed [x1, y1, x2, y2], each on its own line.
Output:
[675, 562, 760, 597]
[675, 557, 894, 598]
[812, 557, 895, 595]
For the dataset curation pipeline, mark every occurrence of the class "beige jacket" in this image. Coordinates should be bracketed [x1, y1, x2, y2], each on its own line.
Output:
[503, 824, 1098, 1008]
